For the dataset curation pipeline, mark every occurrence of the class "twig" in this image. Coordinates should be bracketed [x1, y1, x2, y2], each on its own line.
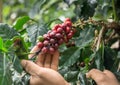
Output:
[96, 26, 105, 51]
[29, 49, 41, 60]
[105, 30, 116, 44]
[112, 0, 118, 21]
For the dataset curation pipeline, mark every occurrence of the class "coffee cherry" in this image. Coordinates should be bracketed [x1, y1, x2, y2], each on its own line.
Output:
[43, 34, 49, 40]
[58, 38, 64, 45]
[61, 23, 67, 30]
[65, 26, 71, 34]
[54, 43, 59, 49]
[67, 32, 73, 39]
[49, 47, 55, 54]
[43, 40, 49, 46]
[37, 36, 44, 42]
[65, 18, 71, 22]
[49, 31, 56, 38]
[50, 38, 55, 44]
[56, 27, 64, 33]
[55, 33, 63, 39]
[41, 47, 48, 53]
[80, 62, 85, 67]
[37, 42, 43, 48]
[65, 21, 72, 27]
[53, 24, 61, 30]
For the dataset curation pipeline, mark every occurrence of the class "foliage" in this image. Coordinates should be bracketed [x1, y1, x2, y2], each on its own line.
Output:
[0, 0, 120, 85]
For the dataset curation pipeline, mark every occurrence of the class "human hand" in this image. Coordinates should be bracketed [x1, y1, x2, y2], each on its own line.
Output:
[21, 60, 69, 85]
[21, 45, 69, 85]
[29, 45, 59, 71]
[86, 69, 120, 85]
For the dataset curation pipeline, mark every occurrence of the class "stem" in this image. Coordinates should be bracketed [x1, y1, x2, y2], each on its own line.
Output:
[29, 49, 41, 60]
[112, 0, 118, 21]
[96, 26, 105, 51]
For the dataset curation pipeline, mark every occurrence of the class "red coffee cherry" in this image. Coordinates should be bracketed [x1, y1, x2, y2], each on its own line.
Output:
[49, 47, 55, 54]
[41, 47, 48, 53]
[37, 42, 43, 48]
[65, 21, 72, 27]
[43, 40, 49, 46]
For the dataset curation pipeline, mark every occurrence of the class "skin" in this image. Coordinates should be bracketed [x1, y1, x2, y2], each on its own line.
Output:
[86, 69, 120, 85]
[21, 45, 69, 85]
[21, 45, 120, 85]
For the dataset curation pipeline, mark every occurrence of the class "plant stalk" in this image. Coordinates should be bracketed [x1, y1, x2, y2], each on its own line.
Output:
[112, 0, 118, 21]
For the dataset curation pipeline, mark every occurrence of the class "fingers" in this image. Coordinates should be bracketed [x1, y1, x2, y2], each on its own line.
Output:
[21, 60, 42, 76]
[86, 69, 106, 83]
[29, 45, 60, 70]
[44, 54, 52, 68]
[36, 53, 45, 67]
[51, 50, 59, 71]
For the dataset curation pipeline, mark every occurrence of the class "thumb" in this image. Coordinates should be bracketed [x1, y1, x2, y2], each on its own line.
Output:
[21, 60, 42, 76]
[86, 69, 105, 83]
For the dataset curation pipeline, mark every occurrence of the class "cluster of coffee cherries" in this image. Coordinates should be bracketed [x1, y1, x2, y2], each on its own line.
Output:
[37, 18, 75, 54]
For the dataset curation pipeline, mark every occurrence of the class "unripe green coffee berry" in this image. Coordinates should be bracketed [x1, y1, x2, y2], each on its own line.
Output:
[37, 36, 44, 42]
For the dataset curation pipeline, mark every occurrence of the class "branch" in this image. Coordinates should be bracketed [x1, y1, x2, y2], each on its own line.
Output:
[96, 26, 105, 51]
[112, 0, 118, 21]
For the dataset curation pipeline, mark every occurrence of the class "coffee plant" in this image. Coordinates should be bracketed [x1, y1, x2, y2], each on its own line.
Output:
[0, 0, 120, 85]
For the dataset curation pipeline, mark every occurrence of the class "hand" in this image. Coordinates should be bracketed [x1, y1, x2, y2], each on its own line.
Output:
[21, 45, 69, 85]
[86, 69, 120, 85]
[29, 45, 59, 71]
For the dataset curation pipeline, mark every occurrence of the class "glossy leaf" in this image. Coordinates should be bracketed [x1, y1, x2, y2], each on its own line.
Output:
[0, 37, 7, 52]
[29, 0, 47, 18]
[13, 16, 30, 31]
[75, 25, 96, 48]
[0, 23, 18, 41]
[104, 47, 119, 71]
[27, 23, 48, 46]
[93, 43, 105, 71]
[0, 52, 13, 85]
[60, 47, 80, 67]
[78, 73, 89, 85]
[64, 71, 79, 82]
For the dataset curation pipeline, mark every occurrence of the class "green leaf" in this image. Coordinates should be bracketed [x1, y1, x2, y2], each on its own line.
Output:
[75, 24, 96, 48]
[74, 0, 97, 19]
[104, 47, 118, 71]
[0, 37, 3, 50]
[12, 70, 30, 85]
[78, 73, 89, 85]
[0, 23, 18, 41]
[29, 0, 47, 18]
[64, 71, 79, 82]
[93, 0, 112, 21]
[12, 55, 23, 73]
[0, 37, 8, 52]
[13, 16, 30, 31]
[27, 23, 48, 46]
[60, 47, 80, 67]
[0, 52, 13, 85]
[94, 43, 105, 71]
